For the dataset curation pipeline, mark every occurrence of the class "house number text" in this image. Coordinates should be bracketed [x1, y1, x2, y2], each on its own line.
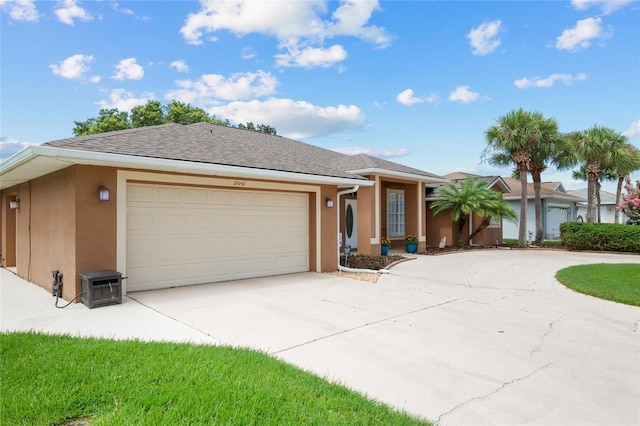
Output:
[233, 180, 246, 187]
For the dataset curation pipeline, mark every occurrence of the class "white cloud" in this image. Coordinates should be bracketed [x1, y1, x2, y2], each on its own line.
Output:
[396, 89, 424, 106]
[97, 89, 154, 111]
[166, 70, 278, 104]
[89, 75, 101, 83]
[0, 136, 37, 160]
[170, 60, 190, 73]
[241, 47, 256, 60]
[0, 0, 39, 22]
[514, 73, 587, 88]
[555, 17, 610, 52]
[54, 0, 93, 26]
[624, 120, 640, 138]
[466, 19, 502, 55]
[209, 98, 365, 139]
[448, 85, 481, 103]
[112, 58, 144, 80]
[275, 44, 347, 68]
[180, 0, 390, 69]
[332, 146, 410, 159]
[570, 0, 634, 14]
[50, 54, 94, 79]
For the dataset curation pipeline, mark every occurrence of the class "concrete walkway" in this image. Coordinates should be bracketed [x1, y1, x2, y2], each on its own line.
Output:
[2, 249, 639, 425]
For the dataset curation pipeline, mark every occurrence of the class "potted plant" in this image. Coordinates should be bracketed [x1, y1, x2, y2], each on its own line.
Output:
[405, 234, 418, 253]
[381, 237, 391, 256]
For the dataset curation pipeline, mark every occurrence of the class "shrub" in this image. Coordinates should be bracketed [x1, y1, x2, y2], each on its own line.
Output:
[560, 222, 640, 253]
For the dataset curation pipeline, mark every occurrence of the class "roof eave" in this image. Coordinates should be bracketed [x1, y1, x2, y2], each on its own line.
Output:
[347, 167, 448, 184]
[0, 145, 373, 190]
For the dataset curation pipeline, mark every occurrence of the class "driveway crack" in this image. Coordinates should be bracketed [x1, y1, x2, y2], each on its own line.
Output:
[437, 362, 552, 424]
[270, 298, 459, 355]
[530, 317, 562, 358]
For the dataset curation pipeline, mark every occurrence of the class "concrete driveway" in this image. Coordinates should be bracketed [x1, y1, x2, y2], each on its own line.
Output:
[3, 250, 639, 425]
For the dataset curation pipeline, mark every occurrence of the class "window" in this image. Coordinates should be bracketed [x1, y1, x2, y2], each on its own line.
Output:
[387, 189, 405, 236]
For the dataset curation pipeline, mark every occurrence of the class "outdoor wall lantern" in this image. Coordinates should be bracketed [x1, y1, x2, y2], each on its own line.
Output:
[99, 186, 110, 201]
[9, 198, 19, 209]
[325, 197, 334, 208]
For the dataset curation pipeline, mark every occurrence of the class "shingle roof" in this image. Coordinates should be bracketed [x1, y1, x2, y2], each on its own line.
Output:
[338, 153, 444, 180]
[43, 122, 445, 182]
[44, 122, 361, 180]
[442, 172, 511, 193]
[567, 188, 618, 204]
[502, 177, 584, 201]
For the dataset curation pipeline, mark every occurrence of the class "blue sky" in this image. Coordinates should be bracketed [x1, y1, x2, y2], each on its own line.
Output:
[1, 0, 639, 193]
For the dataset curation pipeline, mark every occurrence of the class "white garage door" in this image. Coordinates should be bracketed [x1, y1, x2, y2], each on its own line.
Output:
[126, 183, 309, 292]
[546, 206, 569, 240]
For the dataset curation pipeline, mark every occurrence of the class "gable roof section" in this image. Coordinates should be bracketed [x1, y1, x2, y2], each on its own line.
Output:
[339, 153, 448, 183]
[443, 172, 511, 193]
[501, 177, 584, 202]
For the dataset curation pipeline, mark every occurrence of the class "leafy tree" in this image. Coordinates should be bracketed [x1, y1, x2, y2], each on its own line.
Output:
[164, 100, 228, 125]
[564, 126, 633, 223]
[571, 165, 616, 223]
[483, 109, 557, 246]
[130, 100, 165, 128]
[237, 122, 277, 135]
[72, 100, 248, 136]
[430, 177, 517, 247]
[73, 108, 131, 136]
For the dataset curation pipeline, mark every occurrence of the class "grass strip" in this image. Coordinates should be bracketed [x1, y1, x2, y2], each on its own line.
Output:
[555, 263, 640, 306]
[1, 332, 430, 425]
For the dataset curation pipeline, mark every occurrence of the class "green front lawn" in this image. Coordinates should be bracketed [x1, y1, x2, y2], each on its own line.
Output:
[0, 332, 429, 426]
[555, 263, 640, 306]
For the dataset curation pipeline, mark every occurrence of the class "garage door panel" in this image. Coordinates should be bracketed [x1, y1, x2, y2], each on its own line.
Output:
[157, 186, 182, 203]
[127, 184, 309, 291]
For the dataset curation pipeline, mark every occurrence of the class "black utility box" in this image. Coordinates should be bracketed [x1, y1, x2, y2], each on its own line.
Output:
[80, 270, 122, 309]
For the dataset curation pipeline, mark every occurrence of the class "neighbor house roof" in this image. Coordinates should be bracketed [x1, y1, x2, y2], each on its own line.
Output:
[501, 177, 584, 202]
[567, 188, 618, 205]
[442, 172, 511, 193]
[0, 122, 446, 190]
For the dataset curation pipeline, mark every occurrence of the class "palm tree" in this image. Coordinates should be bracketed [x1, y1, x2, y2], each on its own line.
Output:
[565, 126, 633, 223]
[524, 120, 560, 245]
[484, 109, 557, 246]
[430, 177, 516, 247]
[571, 165, 616, 223]
[467, 190, 517, 244]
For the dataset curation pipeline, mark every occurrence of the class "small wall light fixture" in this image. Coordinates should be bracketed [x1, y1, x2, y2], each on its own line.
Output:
[99, 186, 110, 201]
[325, 197, 334, 208]
[9, 198, 19, 209]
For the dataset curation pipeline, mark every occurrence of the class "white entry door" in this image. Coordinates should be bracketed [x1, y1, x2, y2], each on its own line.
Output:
[345, 199, 357, 250]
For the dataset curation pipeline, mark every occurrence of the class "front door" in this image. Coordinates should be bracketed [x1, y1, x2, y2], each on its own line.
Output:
[345, 199, 357, 250]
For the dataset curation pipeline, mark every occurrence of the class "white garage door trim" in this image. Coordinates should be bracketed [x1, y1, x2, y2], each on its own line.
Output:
[117, 171, 321, 293]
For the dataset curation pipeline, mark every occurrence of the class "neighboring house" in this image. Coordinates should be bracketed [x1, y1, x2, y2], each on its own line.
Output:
[426, 172, 511, 246]
[566, 188, 629, 224]
[501, 178, 583, 241]
[0, 122, 447, 299]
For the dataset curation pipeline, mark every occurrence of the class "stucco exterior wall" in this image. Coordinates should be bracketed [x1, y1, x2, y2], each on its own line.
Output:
[1, 193, 17, 267]
[15, 167, 77, 298]
[74, 166, 118, 292]
[320, 185, 337, 272]
[426, 202, 454, 247]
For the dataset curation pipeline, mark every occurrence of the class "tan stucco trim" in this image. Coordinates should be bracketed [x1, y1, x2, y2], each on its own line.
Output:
[369, 175, 381, 245]
[116, 170, 323, 293]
